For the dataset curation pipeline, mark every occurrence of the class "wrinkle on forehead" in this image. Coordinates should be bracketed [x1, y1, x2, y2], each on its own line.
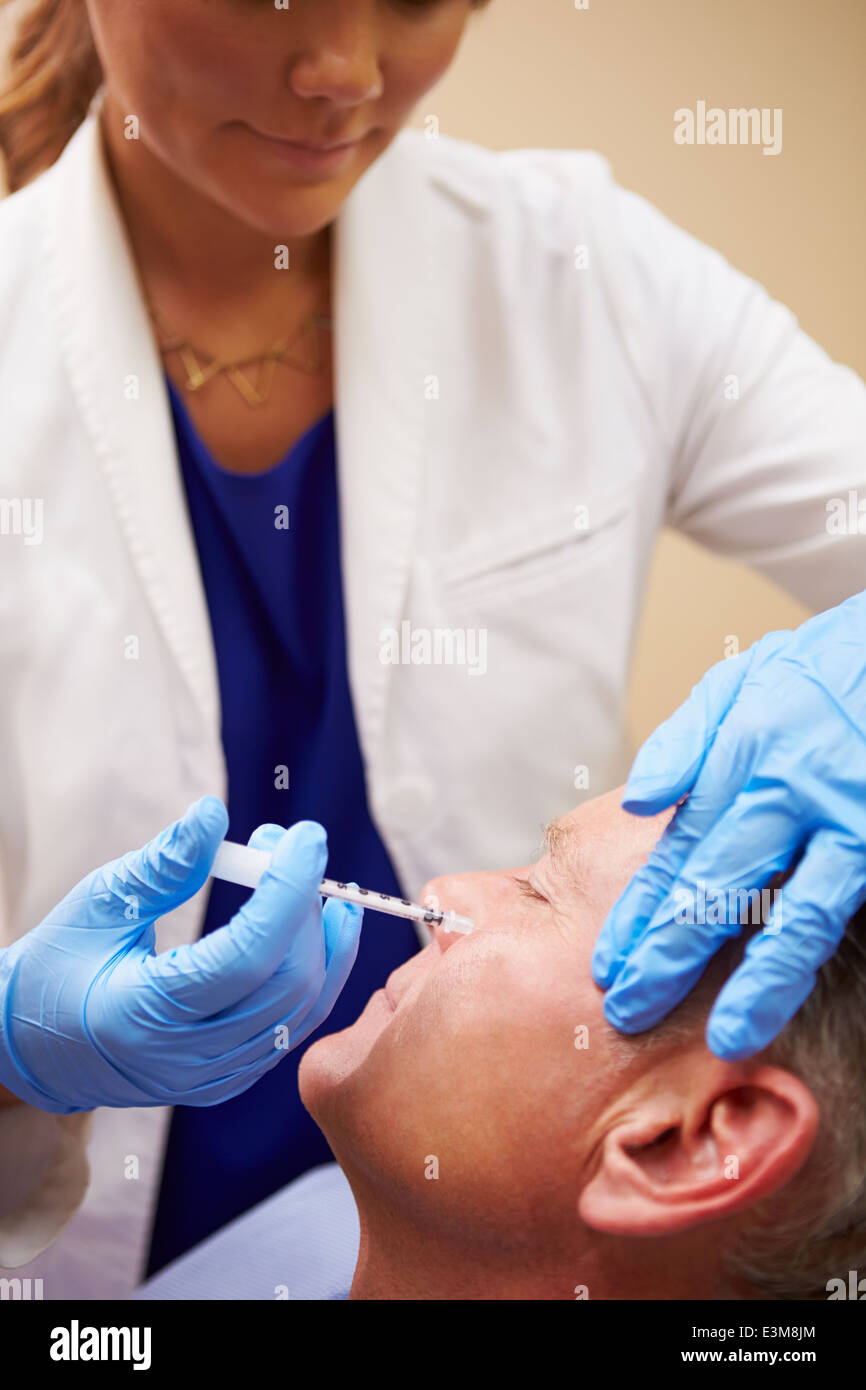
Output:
[538, 797, 673, 908]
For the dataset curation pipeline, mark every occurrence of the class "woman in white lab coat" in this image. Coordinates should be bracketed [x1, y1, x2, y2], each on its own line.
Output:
[0, 0, 865, 1299]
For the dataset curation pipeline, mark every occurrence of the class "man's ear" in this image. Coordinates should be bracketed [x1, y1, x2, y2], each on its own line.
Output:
[578, 1064, 819, 1236]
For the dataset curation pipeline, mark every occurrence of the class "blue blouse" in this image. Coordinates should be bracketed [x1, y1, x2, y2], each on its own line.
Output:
[145, 377, 419, 1276]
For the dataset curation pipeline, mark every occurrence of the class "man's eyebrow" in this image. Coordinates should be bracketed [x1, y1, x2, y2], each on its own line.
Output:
[539, 817, 581, 885]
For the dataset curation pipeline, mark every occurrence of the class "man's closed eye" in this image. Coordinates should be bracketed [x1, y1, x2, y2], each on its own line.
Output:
[514, 876, 550, 905]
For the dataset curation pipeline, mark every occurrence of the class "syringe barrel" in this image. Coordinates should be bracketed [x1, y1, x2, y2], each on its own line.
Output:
[210, 840, 271, 890]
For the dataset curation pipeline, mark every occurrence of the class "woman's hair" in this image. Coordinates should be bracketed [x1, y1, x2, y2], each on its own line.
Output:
[0, 0, 102, 193]
[0, 0, 492, 195]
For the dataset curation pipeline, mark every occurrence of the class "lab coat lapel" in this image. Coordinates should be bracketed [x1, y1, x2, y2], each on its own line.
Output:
[42, 111, 221, 732]
[332, 133, 434, 766]
[46, 114, 434, 763]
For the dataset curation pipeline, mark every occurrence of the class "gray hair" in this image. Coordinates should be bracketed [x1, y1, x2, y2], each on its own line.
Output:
[725, 911, 866, 1299]
[608, 898, 866, 1300]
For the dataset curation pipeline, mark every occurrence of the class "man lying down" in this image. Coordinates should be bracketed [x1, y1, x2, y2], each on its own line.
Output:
[136, 786, 866, 1301]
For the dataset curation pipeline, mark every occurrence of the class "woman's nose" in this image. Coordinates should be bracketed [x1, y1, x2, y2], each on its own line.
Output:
[287, 22, 384, 107]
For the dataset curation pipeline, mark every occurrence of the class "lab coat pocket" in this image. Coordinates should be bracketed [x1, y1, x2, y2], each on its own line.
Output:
[438, 490, 631, 608]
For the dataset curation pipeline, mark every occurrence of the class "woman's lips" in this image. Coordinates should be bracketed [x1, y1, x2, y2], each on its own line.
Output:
[243, 125, 365, 174]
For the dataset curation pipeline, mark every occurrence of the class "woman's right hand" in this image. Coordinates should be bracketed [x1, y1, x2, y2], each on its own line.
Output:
[0, 797, 362, 1114]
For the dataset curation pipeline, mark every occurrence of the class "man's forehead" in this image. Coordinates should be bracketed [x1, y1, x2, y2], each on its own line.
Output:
[537, 794, 675, 888]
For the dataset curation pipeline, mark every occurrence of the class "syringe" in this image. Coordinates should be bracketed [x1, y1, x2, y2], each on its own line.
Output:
[209, 840, 475, 935]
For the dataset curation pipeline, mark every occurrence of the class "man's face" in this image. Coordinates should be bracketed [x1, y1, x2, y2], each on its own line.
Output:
[300, 786, 674, 1258]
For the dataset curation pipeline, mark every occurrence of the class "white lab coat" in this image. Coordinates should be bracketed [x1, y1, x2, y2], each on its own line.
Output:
[1, 95, 865, 1299]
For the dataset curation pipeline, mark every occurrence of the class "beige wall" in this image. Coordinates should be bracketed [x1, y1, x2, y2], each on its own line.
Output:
[3, 0, 863, 747]
[421, 0, 864, 747]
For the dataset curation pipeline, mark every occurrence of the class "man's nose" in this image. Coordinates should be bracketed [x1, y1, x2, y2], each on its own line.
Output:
[420, 874, 473, 953]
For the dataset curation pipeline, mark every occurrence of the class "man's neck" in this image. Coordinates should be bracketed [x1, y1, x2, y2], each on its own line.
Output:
[348, 1214, 733, 1301]
[348, 1219, 575, 1301]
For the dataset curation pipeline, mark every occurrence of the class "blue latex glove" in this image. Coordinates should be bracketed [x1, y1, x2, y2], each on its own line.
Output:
[592, 588, 866, 1061]
[0, 796, 362, 1114]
